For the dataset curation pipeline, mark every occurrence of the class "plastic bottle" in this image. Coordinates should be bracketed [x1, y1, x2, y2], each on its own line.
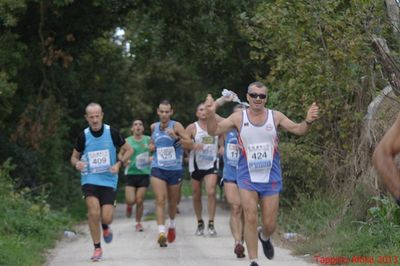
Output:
[221, 89, 249, 107]
[64, 230, 77, 238]
[81, 154, 89, 175]
[283, 232, 297, 240]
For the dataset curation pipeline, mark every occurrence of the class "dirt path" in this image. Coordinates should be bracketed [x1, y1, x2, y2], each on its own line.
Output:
[46, 198, 314, 266]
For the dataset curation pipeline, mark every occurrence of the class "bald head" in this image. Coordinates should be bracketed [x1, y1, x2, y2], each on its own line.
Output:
[85, 102, 103, 114]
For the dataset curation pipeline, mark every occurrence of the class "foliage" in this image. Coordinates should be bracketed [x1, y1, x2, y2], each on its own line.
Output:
[279, 142, 325, 204]
[0, 159, 71, 266]
[280, 193, 400, 257]
[241, 0, 391, 188]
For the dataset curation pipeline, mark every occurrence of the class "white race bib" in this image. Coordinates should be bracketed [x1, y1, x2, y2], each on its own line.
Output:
[88, 149, 111, 173]
[136, 152, 150, 169]
[157, 147, 176, 166]
[246, 143, 273, 183]
[226, 143, 240, 166]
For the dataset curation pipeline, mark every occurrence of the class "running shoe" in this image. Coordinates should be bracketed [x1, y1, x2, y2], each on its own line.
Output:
[158, 233, 167, 247]
[103, 227, 113, 243]
[167, 227, 176, 243]
[90, 247, 102, 261]
[135, 223, 144, 232]
[208, 223, 217, 236]
[126, 205, 132, 218]
[250, 262, 259, 266]
[195, 222, 205, 236]
[257, 226, 274, 259]
[234, 242, 246, 258]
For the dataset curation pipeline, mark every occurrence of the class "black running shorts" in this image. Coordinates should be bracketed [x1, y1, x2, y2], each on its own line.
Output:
[125, 174, 150, 188]
[82, 184, 116, 206]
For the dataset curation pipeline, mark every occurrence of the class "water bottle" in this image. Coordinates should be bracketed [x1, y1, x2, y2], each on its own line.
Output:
[81, 154, 89, 175]
[64, 230, 77, 239]
[221, 89, 249, 107]
[283, 232, 297, 240]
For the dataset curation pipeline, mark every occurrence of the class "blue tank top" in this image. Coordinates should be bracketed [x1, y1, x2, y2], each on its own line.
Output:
[81, 124, 118, 189]
[223, 129, 240, 181]
[151, 120, 183, 171]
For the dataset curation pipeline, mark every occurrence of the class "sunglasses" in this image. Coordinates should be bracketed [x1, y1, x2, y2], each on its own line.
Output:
[248, 93, 267, 99]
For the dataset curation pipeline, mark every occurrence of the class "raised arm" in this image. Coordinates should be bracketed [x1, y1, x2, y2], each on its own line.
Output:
[373, 114, 400, 200]
[205, 94, 236, 136]
[276, 102, 319, 135]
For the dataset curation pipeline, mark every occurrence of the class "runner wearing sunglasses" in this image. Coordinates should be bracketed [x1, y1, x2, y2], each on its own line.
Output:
[204, 81, 319, 266]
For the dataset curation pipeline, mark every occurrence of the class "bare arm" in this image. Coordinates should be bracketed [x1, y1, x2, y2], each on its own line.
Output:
[70, 149, 85, 171]
[205, 94, 237, 136]
[276, 102, 319, 135]
[175, 122, 196, 150]
[118, 142, 134, 165]
[373, 114, 400, 200]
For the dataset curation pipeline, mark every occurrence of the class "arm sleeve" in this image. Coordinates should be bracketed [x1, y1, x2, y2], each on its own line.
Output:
[110, 127, 126, 148]
[74, 131, 86, 153]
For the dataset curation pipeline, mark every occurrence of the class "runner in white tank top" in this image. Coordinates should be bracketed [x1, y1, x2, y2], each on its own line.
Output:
[204, 82, 319, 266]
[186, 103, 220, 237]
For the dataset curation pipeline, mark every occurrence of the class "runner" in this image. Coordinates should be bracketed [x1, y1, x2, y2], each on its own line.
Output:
[186, 103, 220, 236]
[150, 100, 193, 247]
[220, 104, 246, 258]
[373, 113, 400, 204]
[205, 82, 319, 266]
[124, 119, 152, 232]
[70, 102, 133, 261]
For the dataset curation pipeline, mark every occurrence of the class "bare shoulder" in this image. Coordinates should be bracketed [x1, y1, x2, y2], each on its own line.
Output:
[272, 110, 286, 126]
[150, 123, 157, 132]
[185, 122, 195, 131]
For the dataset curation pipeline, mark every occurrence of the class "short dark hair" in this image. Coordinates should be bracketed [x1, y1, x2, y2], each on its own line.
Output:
[159, 99, 171, 106]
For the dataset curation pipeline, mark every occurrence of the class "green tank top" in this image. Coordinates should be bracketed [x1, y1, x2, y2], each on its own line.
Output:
[125, 135, 151, 175]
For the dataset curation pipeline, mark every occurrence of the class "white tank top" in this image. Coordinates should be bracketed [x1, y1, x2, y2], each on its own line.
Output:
[189, 122, 218, 173]
[239, 109, 278, 183]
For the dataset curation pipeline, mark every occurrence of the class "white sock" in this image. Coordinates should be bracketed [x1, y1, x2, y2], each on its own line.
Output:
[158, 225, 166, 234]
[169, 219, 176, 228]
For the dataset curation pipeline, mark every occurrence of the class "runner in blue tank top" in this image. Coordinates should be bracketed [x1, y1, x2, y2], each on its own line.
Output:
[150, 100, 194, 247]
[70, 102, 133, 261]
[220, 104, 247, 259]
[205, 82, 319, 266]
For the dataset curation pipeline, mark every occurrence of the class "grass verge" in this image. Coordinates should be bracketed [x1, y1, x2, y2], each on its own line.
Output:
[279, 191, 400, 265]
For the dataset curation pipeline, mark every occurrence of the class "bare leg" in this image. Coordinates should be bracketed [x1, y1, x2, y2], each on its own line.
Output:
[86, 196, 101, 244]
[191, 178, 203, 221]
[135, 187, 147, 223]
[224, 182, 243, 242]
[204, 173, 218, 222]
[239, 189, 259, 261]
[151, 177, 168, 226]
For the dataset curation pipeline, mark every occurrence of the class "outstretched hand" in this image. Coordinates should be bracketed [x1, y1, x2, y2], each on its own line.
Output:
[306, 102, 319, 122]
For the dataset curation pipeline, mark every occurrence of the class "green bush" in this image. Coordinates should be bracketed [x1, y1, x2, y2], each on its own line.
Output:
[0, 159, 72, 266]
[280, 142, 325, 204]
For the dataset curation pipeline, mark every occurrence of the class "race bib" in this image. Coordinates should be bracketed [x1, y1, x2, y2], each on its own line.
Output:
[197, 144, 217, 162]
[136, 152, 150, 169]
[247, 143, 273, 171]
[157, 146, 176, 166]
[88, 149, 111, 173]
[226, 143, 240, 166]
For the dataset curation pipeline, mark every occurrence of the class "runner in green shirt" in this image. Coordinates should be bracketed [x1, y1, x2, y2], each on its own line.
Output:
[125, 119, 152, 232]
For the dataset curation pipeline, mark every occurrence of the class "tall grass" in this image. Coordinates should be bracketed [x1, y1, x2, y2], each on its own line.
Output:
[0, 159, 72, 266]
[279, 192, 400, 261]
